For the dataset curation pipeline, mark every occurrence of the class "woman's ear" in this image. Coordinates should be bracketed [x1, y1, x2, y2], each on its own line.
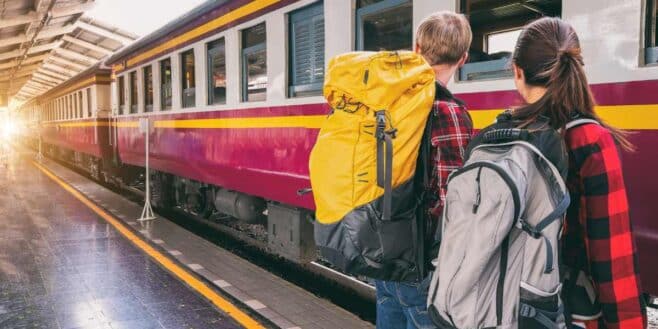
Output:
[512, 63, 525, 98]
[512, 63, 524, 82]
[414, 43, 421, 54]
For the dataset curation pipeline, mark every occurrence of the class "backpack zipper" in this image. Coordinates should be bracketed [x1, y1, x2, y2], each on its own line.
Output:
[472, 167, 483, 214]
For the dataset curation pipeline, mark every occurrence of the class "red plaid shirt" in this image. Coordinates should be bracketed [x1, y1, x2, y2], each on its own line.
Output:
[428, 83, 473, 220]
[563, 122, 647, 329]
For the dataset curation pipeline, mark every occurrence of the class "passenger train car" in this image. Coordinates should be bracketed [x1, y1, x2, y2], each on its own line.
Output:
[21, 0, 658, 296]
[29, 64, 114, 181]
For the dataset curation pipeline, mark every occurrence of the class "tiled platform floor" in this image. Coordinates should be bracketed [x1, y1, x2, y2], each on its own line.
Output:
[0, 149, 244, 329]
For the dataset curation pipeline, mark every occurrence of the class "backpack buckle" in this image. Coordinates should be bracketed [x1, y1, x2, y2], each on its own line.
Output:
[520, 303, 537, 318]
[375, 111, 387, 139]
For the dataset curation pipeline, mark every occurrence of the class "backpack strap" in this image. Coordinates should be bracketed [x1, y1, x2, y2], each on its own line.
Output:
[566, 118, 600, 130]
[520, 303, 564, 329]
[375, 110, 396, 221]
[520, 192, 570, 274]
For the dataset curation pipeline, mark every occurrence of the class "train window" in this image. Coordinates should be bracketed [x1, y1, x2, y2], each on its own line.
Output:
[130, 71, 138, 114]
[289, 2, 325, 97]
[160, 59, 172, 110]
[143, 66, 154, 112]
[356, 0, 412, 51]
[118, 76, 126, 114]
[241, 23, 267, 102]
[86, 88, 92, 117]
[68, 95, 72, 119]
[646, 0, 658, 64]
[207, 38, 226, 105]
[459, 0, 561, 81]
[78, 92, 83, 118]
[181, 49, 196, 108]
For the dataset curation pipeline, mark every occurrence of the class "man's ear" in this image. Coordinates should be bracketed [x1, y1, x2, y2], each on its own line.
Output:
[457, 52, 469, 68]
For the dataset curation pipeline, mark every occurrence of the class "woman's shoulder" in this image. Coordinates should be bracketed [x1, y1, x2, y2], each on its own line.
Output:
[565, 120, 614, 151]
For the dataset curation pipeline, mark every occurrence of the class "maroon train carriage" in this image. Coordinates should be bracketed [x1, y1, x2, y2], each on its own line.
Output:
[37, 65, 113, 181]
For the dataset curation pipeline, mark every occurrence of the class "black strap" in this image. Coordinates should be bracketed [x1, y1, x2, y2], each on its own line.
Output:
[496, 236, 509, 326]
[383, 134, 393, 221]
[521, 193, 570, 273]
[375, 111, 394, 221]
[520, 303, 563, 329]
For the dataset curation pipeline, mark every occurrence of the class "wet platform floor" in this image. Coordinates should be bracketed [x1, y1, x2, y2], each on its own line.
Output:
[0, 150, 244, 328]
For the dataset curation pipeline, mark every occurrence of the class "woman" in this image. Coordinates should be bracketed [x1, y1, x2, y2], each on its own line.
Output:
[510, 17, 646, 328]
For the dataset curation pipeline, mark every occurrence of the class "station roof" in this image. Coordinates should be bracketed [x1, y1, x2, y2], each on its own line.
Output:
[0, 0, 138, 107]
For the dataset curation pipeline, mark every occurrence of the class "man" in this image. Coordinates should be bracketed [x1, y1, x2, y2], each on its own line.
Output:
[375, 11, 474, 329]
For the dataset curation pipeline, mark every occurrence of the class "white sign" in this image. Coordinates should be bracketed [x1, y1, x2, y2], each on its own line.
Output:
[139, 117, 151, 134]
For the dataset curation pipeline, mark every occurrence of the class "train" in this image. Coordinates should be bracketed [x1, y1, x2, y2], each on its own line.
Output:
[17, 0, 658, 297]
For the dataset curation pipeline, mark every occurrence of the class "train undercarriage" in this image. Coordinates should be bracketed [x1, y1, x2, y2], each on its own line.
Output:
[38, 142, 318, 266]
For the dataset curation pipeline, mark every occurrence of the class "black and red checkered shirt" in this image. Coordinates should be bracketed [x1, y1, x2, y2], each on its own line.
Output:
[428, 83, 473, 220]
[563, 122, 647, 329]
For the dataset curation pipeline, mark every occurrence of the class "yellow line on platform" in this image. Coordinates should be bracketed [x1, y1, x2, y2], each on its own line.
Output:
[31, 160, 265, 329]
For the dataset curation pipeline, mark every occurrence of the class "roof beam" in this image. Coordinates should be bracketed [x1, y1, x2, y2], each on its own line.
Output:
[76, 21, 134, 45]
[33, 72, 65, 84]
[39, 67, 73, 80]
[0, 69, 34, 82]
[23, 83, 49, 92]
[42, 62, 81, 77]
[54, 47, 99, 64]
[62, 35, 113, 55]
[48, 55, 88, 71]
[0, 41, 60, 62]
[17, 89, 38, 97]
[31, 77, 58, 88]
[0, 54, 49, 70]
[0, 63, 42, 78]
[0, 24, 76, 48]
[51, 1, 96, 19]
[0, 11, 38, 29]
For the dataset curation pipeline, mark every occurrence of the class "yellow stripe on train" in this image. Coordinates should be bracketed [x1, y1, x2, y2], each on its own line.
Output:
[468, 104, 658, 130]
[120, 0, 281, 70]
[41, 104, 658, 130]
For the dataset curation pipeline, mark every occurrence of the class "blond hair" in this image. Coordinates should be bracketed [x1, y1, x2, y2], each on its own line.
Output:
[416, 11, 472, 65]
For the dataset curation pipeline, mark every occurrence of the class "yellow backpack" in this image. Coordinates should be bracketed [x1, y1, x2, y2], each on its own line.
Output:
[309, 51, 436, 282]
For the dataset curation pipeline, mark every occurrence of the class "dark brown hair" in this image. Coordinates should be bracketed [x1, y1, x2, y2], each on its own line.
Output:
[512, 17, 633, 151]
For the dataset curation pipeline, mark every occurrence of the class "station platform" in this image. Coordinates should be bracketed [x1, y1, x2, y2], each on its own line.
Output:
[0, 147, 372, 329]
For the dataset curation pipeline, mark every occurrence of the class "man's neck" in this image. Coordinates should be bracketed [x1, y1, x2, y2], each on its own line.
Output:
[432, 64, 458, 87]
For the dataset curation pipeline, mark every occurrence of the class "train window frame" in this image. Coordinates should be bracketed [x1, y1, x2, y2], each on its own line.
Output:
[181, 49, 196, 109]
[160, 58, 173, 111]
[457, 0, 562, 82]
[355, 0, 413, 52]
[645, 0, 658, 65]
[143, 65, 154, 112]
[288, 1, 325, 98]
[241, 22, 268, 103]
[206, 38, 227, 106]
[78, 91, 83, 118]
[87, 88, 92, 117]
[68, 95, 72, 119]
[129, 71, 138, 114]
[118, 75, 126, 114]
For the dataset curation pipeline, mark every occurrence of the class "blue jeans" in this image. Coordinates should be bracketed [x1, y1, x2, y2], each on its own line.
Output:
[375, 275, 437, 329]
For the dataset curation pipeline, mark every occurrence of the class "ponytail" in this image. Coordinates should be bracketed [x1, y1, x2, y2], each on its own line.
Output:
[511, 17, 634, 151]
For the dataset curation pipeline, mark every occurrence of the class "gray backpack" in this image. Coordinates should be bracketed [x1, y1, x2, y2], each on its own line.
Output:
[427, 114, 570, 329]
